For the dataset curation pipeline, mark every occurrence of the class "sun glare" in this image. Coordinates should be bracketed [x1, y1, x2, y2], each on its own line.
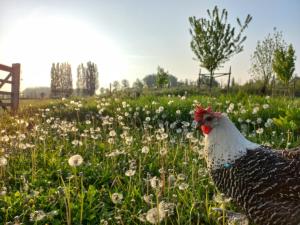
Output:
[1, 14, 128, 89]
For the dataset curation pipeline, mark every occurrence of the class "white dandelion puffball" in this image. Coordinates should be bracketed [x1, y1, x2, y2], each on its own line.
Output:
[0, 157, 8, 166]
[68, 154, 83, 167]
[146, 206, 165, 224]
[125, 169, 136, 177]
[111, 192, 123, 204]
[141, 146, 150, 154]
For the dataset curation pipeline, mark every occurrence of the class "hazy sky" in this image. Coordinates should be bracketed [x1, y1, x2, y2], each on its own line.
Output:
[0, 0, 299, 90]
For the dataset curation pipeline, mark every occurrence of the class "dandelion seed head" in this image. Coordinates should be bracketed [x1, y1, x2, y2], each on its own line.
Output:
[125, 169, 136, 177]
[178, 182, 189, 190]
[0, 157, 8, 166]
[30, 210, 46, 222]
[256, 128, 264, 134]
[141, 146, 150, 154]
[146, 206, 165, 224]
[111, 193, 123, 204]
[68, 154, 83, 167]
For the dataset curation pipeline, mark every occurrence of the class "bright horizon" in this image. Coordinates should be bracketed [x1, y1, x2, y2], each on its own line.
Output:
[0, 0, 299, 91]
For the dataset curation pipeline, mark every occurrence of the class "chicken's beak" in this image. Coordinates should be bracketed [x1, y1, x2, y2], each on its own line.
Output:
[192, 120, 202, 129]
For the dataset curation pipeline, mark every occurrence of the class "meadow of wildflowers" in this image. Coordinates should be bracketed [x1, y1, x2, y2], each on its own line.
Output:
[0, 94, 300, 224]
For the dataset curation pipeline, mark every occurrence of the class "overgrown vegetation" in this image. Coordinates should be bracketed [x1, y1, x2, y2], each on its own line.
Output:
[1, 94, 300, 224]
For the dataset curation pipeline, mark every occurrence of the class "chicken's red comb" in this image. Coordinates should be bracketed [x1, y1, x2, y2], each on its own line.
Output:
[194, 105, 212, 121]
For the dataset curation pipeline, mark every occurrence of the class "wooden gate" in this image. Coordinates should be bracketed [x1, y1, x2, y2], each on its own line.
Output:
[0, 63, 20, 112]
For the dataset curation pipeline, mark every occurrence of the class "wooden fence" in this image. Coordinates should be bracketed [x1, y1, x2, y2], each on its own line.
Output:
[198, 66, 231, 92]
[0, 63, 21, 113]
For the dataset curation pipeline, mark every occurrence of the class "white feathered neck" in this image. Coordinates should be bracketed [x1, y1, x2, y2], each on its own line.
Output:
[204, 114, 260, 170]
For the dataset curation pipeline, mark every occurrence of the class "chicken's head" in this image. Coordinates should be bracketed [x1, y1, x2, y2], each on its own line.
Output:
[193, 105, 222, 135]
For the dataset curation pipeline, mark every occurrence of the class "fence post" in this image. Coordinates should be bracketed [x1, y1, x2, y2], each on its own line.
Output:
[11, 63, 20, 113]
[227, 66, 231, 93]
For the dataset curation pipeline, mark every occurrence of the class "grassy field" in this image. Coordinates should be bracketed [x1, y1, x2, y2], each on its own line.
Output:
[0, 94, 300, 224]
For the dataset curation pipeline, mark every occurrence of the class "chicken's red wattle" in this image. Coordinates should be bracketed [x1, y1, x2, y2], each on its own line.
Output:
[201, 125, 212, 134]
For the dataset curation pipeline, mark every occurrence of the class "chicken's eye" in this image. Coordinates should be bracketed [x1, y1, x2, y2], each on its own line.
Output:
[205, 116, 213, 122]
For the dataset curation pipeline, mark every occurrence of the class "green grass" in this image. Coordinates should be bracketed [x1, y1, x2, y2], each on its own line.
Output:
[0, 94, 300, 224]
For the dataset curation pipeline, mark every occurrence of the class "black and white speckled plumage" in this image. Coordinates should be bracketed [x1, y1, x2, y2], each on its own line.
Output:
[194, 107, 300, 225]
[211, 146, 300, 225]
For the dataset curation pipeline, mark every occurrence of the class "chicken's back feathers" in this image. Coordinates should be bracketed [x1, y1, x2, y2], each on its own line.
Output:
[279, 147, 300, 160]
[211, 146, 300, 225]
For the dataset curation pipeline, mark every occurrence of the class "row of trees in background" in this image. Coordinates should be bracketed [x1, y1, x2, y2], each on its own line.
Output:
[77, 62, 99, 96]
[50, 63, 73, 97]
[50, 61, 99, 98]
[105, 65, 222, 94]
[107, 66, 204, 93]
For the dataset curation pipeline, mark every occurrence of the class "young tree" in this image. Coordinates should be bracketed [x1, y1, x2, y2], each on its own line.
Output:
[156, 66, 169, 88]
[50, 62, 72, 98]
[112, 80, 120, 91]
[189, 6, 252, 91]
[168, 74, 178, 87]
[273, 44, 296, 95]
[250, 28, 286, 94]
[143, 74, 156, 88]
[133, 78, 144, 90]
[121, 79, 130, 89]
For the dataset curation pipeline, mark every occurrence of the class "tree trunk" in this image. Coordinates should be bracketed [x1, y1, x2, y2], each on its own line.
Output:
[209, 71, 213, 93]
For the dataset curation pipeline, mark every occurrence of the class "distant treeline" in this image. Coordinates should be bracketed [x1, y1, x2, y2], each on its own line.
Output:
[50, 61, 98, 98]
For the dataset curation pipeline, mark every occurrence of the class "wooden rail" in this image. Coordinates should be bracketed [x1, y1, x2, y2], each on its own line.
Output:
[198, 66, 232, 93]
[0, 63, 20, 113]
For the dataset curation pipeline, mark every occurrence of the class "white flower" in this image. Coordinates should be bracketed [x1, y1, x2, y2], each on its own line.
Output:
[146, 205, 165, 224]
[252, 107, 259, 114]
[176, 110, 181, 115]
[111, 193, 123, 204]
[178, 182, 189, 190]
[125, 169, 136, 177]
[159, 147, 168, 156]
[68, 154, 83, 167]
[141, 146, 150, 154]
[177, 173, 186, 181]
[213, 193, 232, 204]
[108, 138, 115, 144]
[256, 128, 264, 134]
[145, 201, 175, 224]
[71, 140, 83, 146]
[263, 104, 269, 109]
[109, 130, 117, 137]
[158, 106, 164, 113]
[0, 157, 8, 166]
[256, 118, 262, 124]
[150, 176, 162, 189]
[143, 194, 154, 204]
[30, 210, 46, 222]
[0, 186, 7, 196]
[176, 128, 182, 134]
[241, 109, 247, 114]
[186, 132, 193, 139]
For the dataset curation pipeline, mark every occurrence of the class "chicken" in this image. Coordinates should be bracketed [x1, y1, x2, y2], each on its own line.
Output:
[193, 106, 300, 225]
